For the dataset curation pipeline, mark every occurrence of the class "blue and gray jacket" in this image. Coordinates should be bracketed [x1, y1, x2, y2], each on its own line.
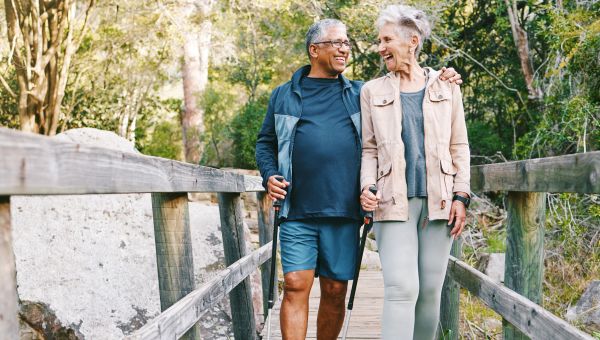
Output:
[255, 65, 364, 218]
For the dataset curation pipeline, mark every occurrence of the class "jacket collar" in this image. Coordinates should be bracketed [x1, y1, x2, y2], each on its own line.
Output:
[291, 65, 352, 96]
[386, 67, 440, 91]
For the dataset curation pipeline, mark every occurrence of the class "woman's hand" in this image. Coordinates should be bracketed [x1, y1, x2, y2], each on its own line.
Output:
[267, 175, 289, 201]
[439, 67, 463, 85]
[448, 192, 469, 239]
[360, 187, 378, 212]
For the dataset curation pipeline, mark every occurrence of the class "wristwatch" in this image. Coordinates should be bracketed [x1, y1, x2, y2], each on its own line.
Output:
[452, 194, 470, 208]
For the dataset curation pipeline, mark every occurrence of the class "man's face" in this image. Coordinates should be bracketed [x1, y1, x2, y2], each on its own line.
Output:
[310, 26, 351, 77]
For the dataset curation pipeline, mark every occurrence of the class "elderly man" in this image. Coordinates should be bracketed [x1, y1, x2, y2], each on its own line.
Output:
[255, 19, 461, 339]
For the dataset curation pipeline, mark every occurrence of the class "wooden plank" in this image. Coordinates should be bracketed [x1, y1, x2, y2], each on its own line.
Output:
[0, 127, 245, 195]
[260, 271, 384, 339]
[218, 193, 257, 339]
[503, 192, 546, 340]
[471, 151, 600, 193]
[151, 193, 200, 339]
[257, 192, 275, 317]
[440, 238, 462, 340]
[125, 243, 272, 339]
[447, 256, 594, 340]
[244, 176, 264, 192]
[0, 196, 18, 339]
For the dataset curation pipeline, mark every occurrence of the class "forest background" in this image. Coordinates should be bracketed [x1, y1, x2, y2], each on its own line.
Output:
[1, 0, 599, 337]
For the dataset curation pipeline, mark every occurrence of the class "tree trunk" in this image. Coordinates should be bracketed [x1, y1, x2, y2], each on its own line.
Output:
[4, 0, 94, 135]
[181, 1, 213, 164]
[505, 0, 542, 100]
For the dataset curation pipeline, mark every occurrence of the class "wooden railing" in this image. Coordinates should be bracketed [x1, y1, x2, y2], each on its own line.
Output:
[0, 127, 598, 339]
[440, 152, 599, 340]
[0, 127, 275, 340]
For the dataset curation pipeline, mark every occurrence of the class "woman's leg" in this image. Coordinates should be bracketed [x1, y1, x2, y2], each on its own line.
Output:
[374, 198, 423, 340]
[414, 205, 454, 340]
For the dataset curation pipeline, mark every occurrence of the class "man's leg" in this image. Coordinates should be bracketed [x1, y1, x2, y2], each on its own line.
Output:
[316, 277, 348, 340]
[315, 218, 360, 339]
[280, 269, 315, 340]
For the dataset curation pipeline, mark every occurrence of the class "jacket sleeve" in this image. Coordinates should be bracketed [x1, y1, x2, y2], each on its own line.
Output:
[255, 88, 281, 189]
[449, 84, 471, 194]
[360, 83, 378, 192]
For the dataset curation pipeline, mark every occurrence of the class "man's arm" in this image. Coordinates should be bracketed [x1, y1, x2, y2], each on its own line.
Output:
[255, 89, 281, 190]
[439, 67, 463, 85]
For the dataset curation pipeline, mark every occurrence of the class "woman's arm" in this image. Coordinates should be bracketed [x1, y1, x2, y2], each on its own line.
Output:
[360, 84, 378, 192]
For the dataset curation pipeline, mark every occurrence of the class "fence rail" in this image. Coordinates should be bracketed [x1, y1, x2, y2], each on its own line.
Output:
[0, 127, 598, 339]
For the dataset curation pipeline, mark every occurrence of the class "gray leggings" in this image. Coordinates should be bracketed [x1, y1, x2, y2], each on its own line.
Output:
[374, 197, 453, 340]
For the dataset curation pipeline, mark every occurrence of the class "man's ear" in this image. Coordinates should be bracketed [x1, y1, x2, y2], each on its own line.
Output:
[309, 44, 319, 59]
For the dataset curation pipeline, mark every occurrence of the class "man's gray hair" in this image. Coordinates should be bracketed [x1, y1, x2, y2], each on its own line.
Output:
[376, 5, 432, 57]
[305, 19, 347, 58]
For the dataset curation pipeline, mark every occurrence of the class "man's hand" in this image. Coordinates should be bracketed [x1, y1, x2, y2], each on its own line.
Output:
[267, 175, 289, 201]
[360, 187, 378, 212]
[439, 67, 463, 85]
[448, 192, 469, 239]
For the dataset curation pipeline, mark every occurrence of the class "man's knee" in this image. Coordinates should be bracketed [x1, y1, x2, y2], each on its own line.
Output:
[284, 272, 313, 296]
[321, 278, 348, 300]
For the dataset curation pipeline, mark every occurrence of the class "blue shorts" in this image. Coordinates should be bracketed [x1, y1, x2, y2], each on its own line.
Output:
[279, 218, 360, 281]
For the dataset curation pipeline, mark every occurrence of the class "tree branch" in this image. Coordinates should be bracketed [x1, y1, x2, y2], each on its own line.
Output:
[430, 34, 525, 105]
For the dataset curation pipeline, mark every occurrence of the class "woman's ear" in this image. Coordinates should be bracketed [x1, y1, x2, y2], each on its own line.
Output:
[411, 35, 419, 49]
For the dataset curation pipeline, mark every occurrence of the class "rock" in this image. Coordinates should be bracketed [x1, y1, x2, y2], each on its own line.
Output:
[361, 249, 381, 270]
[12, 128, 237, 339]
[365, 237, 378, 252]
[477, 253, 505, 283]
[54, 127, 138, 153]
[566, 280, 600, 331]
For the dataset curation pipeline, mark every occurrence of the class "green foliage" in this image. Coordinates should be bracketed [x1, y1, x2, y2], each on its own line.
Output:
[136, 98, 183, 160]
[230, 94, 270, 169]
[140, 121, 183, 159]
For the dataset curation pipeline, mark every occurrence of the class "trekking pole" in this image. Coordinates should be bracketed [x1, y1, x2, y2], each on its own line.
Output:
[341, 185, 377, 340]
[266, 176, 285, 340]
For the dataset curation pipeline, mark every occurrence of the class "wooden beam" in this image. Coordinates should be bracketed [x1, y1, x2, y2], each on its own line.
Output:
[151, 193, 200, 339]
[218, 193, 257, 339]
[125, 243, 272, 339]
[503, 192, 546, 340]
[446, 256, 593, 340]
[471, 151, 600, 193]
[0, 196, 18, 339]
[440, 238, 462, 340]
[0, 127, 245, 195]
[257, 192, 275, 317]
[244, 176, 264, 192]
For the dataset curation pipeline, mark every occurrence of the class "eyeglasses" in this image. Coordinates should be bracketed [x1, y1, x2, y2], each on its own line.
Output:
[313, 40, 352, 49]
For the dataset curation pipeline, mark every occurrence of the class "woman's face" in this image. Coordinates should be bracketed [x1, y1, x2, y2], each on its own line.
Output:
[377, 23, 416, 72]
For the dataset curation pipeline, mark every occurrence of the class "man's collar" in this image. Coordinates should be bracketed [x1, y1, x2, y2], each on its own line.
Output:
[291, 65, 351, 95]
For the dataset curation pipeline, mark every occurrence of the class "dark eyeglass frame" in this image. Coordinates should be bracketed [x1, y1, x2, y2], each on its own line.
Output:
[313, 40, 352, 49]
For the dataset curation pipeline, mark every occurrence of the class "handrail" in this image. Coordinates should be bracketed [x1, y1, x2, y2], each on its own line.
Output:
[0, 127, 263, 195]
[125, 243, 272, 339]
[446, 256, 594, 340]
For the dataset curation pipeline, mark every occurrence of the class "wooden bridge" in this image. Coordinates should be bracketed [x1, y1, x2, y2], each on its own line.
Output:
[0, 127, 598, 339]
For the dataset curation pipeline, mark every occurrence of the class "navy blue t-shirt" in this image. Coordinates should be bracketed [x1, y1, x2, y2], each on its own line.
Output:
[286, 77, 361, 221]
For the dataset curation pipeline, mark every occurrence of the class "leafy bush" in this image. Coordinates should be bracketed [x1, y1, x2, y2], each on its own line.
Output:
[230, 94, 269, 169]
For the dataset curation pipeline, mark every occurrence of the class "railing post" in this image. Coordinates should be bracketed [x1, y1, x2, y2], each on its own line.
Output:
[218, 192, 257, 340]
[256, 192, 276, 318]
[503, 191, 546, 340]
[440, 238, 462, 340]
[0, 196, 18, 339]
[151, 193, 200, 339]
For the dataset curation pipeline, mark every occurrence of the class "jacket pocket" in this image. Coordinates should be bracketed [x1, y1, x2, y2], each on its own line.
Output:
[429, 89, 451, 102]
[373, 93, 395, 107]
[376, 162, 393, 203]
[439, 159, 457, 199]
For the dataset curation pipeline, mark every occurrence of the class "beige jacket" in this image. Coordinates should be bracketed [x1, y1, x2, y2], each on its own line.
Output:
[360, 68, 470, 222]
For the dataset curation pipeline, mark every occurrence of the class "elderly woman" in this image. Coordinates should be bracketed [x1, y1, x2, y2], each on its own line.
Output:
[359, 4, 471, 340]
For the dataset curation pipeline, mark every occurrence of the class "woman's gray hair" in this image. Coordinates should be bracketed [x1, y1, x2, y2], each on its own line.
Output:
[305, 19, 347, 58]
[376, 5, 432, 57]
